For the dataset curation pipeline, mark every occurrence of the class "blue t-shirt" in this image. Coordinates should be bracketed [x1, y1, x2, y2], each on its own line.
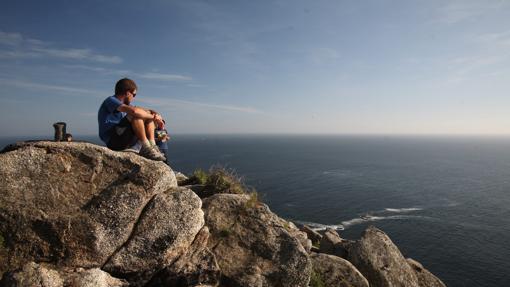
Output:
[98, 96, 126, 143]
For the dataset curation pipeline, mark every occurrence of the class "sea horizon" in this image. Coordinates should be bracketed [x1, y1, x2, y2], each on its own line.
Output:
[1, 134, 510, 286]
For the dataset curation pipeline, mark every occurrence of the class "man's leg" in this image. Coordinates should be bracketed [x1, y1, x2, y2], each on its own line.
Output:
[130, 117, 165, 161]
[107, 117, 138, 151]
[145, 119, 156, 144]
[131, 117, 149, 143]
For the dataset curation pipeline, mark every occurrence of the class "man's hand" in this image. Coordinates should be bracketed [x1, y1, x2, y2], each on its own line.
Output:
[152, 113, 165, 129]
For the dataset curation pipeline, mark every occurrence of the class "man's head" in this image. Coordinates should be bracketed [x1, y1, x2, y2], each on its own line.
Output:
[115, 78, 137, 105]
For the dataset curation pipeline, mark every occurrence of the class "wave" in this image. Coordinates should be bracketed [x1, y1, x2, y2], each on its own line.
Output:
[294, 220, 345, 231]
[297, 215, 431, 231]
[342, 214, 429, 228]
[295, 206, 429, 231]
[384, 207, 423, 213]
[321, 169, 362, 178]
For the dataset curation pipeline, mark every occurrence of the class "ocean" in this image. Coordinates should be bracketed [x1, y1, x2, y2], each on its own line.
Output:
[2, 134, 510, 286]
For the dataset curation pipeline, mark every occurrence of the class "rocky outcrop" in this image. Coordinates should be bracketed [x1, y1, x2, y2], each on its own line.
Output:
[0, 262, 64, 287]
[103, 187, 204, 285]
[301, 225, 322, 244]
[0, 142, 201, 285]
[0, 142, 177, 270]
[407, 258, 446, 287]
[311, 253, 369, 287]
[0, 141, 446, 287]
[347, 226, 421, 287]
[276, 219, 312, 253]
[203, 193, 311, 287]
[0, 262, 127, 287]
[319, 228, 351, 258]
[146, 227, 220, 287]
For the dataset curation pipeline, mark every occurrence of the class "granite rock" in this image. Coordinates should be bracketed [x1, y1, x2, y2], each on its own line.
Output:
[203, 193, 311, 287]
[311, 253, 369, 287]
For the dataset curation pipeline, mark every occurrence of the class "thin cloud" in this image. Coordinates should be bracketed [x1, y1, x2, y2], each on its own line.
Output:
[474, 31, 510, 47]
[0, 31, 24, 46]
[62, 64, 130, 75]
[32, 47, 122, 64]
[139, 72, 192, 81]
[63, 65, 192, 82]
[0, 78, 104, 96]
[0, 30, 122, 64]
[139, 96, 262, 114]
[0, 78, 257, 113]
[434, 1, 509, 24]
[443, 29, 510, 82]
[0, 50, 41, 59]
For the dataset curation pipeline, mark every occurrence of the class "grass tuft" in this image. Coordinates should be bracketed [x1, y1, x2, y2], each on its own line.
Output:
[245, 191, 260, 209]
[192, 169, 208, 184]
[188, 165, 251, 194]
[205, 166, 245, 194]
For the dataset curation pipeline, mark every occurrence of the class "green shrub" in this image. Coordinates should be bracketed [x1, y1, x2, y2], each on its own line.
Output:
[206, 166, 245, 194]
[310, 270, 326, 287]
[245, 191, 260, 209]
[189, 166, 262, 205]
[192, 169, 208, 184]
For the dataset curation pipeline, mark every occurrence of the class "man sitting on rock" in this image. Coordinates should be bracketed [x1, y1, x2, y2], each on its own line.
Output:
[98, 78, 167, 161]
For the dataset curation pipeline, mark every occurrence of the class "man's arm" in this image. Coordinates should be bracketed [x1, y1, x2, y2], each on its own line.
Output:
[118, 104, 165, 127]
[118, 104, 152, 119]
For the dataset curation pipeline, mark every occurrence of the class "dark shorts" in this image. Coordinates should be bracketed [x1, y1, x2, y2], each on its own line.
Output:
[107, 117, 137, 151]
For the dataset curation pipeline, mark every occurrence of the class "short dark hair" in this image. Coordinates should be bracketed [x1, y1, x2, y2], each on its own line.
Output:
[115, 78, 137, 96]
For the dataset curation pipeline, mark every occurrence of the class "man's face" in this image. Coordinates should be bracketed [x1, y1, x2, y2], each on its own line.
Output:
[124, 89, 136, 105]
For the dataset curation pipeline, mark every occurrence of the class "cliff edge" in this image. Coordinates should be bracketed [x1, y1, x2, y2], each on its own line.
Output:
[0, 141, 445, 287]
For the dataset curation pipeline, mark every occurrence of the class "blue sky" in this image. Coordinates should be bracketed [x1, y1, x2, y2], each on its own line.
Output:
[1, 0, 510, 136]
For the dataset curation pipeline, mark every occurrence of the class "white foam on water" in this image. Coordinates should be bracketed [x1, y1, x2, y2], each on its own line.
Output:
[342, 214, 432, 228]
[295, 220, 345, 231]
[294, 205, 432, 231]
[384, 207, 423, 213]
[296, 214, 434, 231]
[342, 215, 385, 227]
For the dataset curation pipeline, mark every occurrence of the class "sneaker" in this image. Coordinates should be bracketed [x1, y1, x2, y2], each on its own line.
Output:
[152, 145, 167, 160]
[139, 145, 166, 161]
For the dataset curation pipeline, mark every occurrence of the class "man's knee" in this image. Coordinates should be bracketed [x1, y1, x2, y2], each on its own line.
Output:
[130, 117, 146, 130]
[145, 119, 155, 127]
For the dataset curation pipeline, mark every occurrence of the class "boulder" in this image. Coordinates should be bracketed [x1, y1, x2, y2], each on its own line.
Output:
[203, 193, 311, 287]
[347, 226, 420, 287]
[0, 262, 127, 287]
[407, 258, 446, 287]
[310, 253, 369, 287]
[0, 262, 63, 287]
[103, 187, 205, 285]
[62, 268, 128, 287]
[319, 228, 350, 258]
[0, 141, 187, 282]
[146, 227, 220, 287]
[175, 172, 189, 186]
[278, 220, 312, 253]
[301, 225, 322, 244]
